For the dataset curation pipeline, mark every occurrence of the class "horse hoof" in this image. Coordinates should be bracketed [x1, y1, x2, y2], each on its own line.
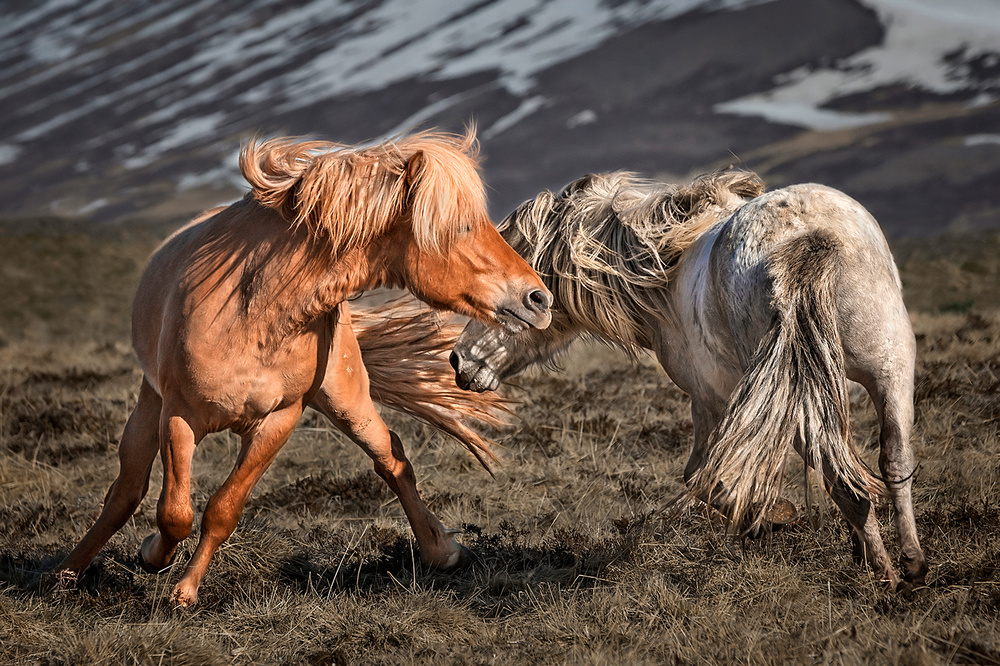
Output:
[170, 587, 198, 609]
[743, 498, 799, 539]
[902, 559, 929, 590]
[426, 544, 474, 571]
[766, 498, 798, 526]
[28, 569, 69, 593]
[897, 578, 928, 596]
[455, 544, 475, 569]
[136, 535, 175, 575]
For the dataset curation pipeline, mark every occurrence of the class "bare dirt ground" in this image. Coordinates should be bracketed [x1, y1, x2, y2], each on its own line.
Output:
[1, 221, 998, 664]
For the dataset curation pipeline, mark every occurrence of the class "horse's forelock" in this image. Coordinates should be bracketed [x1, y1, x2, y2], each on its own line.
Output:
[401, 127, 488, 254]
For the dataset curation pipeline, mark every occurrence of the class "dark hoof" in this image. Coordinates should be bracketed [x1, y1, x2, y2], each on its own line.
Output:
[902, 559, 929, 590]
[455, 544, 475, 569]
[900, 577, 928, 595]
[427, 544, 475, 572]
[136, 535, 175, 575]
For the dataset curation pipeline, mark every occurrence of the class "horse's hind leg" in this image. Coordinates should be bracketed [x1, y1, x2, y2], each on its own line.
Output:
[860, 360, 927, 587]
[311, 313, 467, 570]
[58, 377, 162, 576]
[170, 404, 302, 607]
[683, 398, 797, 530]
[824, 471, 898, 586]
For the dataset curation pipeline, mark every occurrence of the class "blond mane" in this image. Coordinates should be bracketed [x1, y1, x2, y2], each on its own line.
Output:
[500, 169, 765, 350]
[239, 128, 488, 255]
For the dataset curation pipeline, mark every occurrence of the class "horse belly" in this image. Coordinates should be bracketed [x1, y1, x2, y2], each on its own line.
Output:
[661, 235, 748, 407]
[158, 330, 325, 432]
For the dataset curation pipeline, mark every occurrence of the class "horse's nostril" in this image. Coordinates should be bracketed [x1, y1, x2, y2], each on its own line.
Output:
[526, 288, 552, 311]
[449, 350, 461, 372]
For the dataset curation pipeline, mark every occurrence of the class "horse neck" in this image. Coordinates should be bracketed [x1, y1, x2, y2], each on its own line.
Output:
[204, 201, 399, 344]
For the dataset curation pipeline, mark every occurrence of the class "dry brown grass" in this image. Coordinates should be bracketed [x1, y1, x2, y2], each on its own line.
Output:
[1, 222, 998, 665]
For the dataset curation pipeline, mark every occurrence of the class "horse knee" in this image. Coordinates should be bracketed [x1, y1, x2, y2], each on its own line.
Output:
[157, 500, 193, 543]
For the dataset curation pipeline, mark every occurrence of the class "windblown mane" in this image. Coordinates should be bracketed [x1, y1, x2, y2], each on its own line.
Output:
[240, 128, 488, 254]
[500, 169, 765, 350]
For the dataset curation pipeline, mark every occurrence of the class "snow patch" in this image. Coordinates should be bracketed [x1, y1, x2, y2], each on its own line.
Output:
[714, 99, 892, 131]
[965, 134, 1000, 146]
[566, 109, 598, 129]
[123, 113, 228, 170]
[713, 0, 1000, 130]
[484, 96, 547, 139]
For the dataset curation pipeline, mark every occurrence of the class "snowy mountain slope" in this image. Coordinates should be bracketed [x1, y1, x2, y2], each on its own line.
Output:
[0, 0, 997, 236]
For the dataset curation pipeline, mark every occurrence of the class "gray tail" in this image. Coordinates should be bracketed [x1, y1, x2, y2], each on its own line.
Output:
[686, 230, 878, 533]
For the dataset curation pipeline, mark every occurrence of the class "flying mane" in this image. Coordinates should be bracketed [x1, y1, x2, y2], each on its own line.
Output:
[500, 169, 765, 351]
[240, 128, 487, 254]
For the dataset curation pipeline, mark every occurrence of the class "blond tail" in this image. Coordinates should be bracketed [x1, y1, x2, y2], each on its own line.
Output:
[687, 231, 878, 533]
[351, 298, 512, 472]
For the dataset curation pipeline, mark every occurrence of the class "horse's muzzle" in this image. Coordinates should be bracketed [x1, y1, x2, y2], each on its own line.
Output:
[450, 350, 501, 393]
[495, 287, 552, 333]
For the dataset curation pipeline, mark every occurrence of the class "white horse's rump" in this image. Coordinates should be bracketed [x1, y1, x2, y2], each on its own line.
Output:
[451, 171, 926, 589]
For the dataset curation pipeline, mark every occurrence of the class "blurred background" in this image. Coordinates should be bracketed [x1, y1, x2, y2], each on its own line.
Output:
[0, 0, 998, 236]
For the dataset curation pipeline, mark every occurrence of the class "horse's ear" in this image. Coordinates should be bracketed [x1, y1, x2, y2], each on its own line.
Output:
[404, 150, 425, 189]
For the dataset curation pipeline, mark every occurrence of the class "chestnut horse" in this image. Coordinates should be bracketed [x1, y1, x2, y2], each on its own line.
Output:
[56, 130, 552, 606]
[450, 170, 927, 589]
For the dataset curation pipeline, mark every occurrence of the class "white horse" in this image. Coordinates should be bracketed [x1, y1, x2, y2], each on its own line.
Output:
[450, 170, 927, 589]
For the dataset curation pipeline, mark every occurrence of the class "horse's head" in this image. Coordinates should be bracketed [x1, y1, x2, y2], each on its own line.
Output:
[241, 129, 553, 332]
[385, 131, 552, 332]
[447, 181, 585, 392]
[449, 310, 583, 392]
[399, 223, 554, 333]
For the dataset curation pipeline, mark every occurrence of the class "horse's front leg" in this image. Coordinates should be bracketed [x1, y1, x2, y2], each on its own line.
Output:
[311, 312, 467, 570]
[58, 377, 162, 577]
[169, 404, 303, 607]
[139, 409, 203, 574]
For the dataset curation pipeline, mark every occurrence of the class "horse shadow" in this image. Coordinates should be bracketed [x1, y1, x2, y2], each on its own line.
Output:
[272, 519, 646, 617]
[0, 517, 646, 618]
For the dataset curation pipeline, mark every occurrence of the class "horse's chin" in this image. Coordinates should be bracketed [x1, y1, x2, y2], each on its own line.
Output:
[455, 366, 501, 393]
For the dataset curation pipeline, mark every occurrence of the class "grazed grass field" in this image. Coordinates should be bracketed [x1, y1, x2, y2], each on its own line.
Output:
[1, 220, 998, 665]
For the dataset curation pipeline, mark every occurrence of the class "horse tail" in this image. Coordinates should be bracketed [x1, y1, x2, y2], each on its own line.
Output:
[351, 298, 512, 473]
[687, 230, 878, 533]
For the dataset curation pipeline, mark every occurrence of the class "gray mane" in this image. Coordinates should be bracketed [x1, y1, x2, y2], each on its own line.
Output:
[499, 169, 765, 351]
